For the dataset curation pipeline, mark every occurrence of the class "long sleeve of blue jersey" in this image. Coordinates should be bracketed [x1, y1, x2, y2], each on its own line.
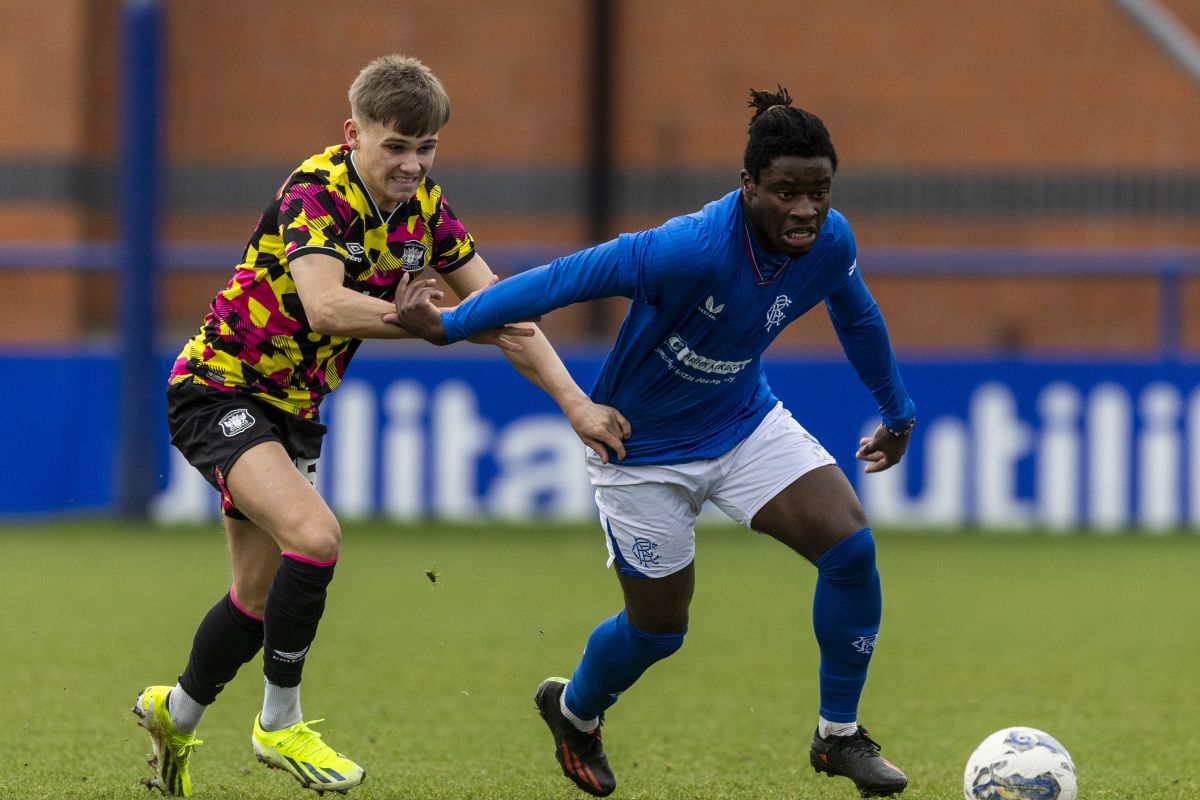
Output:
[824, 269, 916, 429]
[442, 238, 624, 343]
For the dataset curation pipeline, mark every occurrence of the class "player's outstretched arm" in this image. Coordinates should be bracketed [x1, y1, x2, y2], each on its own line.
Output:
[388, 271, 535, 351]
[293, 252, 422, 339]
[439, 255, 631, 462]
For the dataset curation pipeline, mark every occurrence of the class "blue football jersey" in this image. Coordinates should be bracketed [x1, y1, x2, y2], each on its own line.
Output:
[443, 189, 914, 464]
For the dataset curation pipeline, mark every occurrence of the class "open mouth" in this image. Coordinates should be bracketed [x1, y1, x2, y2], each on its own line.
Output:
[783, 227, 817, 248]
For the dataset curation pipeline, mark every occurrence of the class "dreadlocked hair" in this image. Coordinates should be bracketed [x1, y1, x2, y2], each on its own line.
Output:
[743, 84, 838, 181]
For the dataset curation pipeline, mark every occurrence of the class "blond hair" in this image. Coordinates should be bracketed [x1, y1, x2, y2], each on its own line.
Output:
[348, 55, 450, 135]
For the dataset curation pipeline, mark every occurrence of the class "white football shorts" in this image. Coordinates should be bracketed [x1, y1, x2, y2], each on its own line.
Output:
[588, 402, 836, 578]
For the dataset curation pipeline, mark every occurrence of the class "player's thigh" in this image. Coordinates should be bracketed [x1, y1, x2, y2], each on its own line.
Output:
[589, 456, 711, 631]
[589, 457, 710, 580]
[617, 562, 694, 634]
[709, 403, 863, 562]
[225, 440, 341, 560]
[224, 515, 282, 617]
[751, 465, 868, 562]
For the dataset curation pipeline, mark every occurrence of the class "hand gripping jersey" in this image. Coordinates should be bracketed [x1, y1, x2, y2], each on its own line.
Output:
[170, 144, 475, 418]
[443, 190, 914, 464]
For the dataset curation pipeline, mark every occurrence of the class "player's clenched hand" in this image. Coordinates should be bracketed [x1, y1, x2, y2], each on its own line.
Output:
[562, 398, 632, 463]
[387, 272, 536, 351]
[855, 423, 909, 473]
[388, 272, 449, 343]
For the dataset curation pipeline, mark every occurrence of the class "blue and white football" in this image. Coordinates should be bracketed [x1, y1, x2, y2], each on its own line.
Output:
[963, 726, 1077, 800]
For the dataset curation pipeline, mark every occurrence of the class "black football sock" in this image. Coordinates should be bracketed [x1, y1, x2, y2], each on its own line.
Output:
[178, 589, 265, 706]
[261, 553, 336, 688]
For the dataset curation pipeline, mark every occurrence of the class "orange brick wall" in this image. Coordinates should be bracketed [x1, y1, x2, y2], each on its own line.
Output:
[0, 0, 101, 340]
[1, 0, 1196, 350]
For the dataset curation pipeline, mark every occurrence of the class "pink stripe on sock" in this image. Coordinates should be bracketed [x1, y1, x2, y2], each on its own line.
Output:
[229, 586, 264, 621]
[281, 551, 338, 568]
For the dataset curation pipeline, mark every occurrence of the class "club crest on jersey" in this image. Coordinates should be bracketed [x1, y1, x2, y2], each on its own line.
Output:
[699, 295, 725, 320]
[400, 240, 429, 273]
[765, 294, 793, 331]
[218, 408, 256, 438]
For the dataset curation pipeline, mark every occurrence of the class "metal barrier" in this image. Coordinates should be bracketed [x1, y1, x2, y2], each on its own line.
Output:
[2, 241, 1197, 355]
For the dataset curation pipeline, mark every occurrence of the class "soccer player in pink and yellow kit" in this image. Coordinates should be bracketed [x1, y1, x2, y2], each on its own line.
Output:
[132, 54, 629, 797]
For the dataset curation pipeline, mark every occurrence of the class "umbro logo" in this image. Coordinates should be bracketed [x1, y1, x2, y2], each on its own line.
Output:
[699, 295, 725, 320]
[346, 242, 365, 263]
[271, 646, 310, 663]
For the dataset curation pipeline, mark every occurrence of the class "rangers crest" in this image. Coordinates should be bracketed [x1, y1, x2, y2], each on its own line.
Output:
[765, 294, 792, 331]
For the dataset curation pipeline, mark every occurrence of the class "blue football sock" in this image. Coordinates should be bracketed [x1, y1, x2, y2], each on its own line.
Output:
[812, 526, 882, 723]
[564, 609, 685, 720]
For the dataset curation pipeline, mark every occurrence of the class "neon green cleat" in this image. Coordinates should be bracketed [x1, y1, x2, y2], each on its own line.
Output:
[132, 686, 203, 797]
[252, 715, 365, 795]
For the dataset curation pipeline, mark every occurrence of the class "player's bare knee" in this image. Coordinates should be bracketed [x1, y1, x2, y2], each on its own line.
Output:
[303, 533, 341, 564]
[288, 518, 342, 563]
[623, 587, 690, 633]
[628, 608, 688, 635]
[627, 617, 687, 658]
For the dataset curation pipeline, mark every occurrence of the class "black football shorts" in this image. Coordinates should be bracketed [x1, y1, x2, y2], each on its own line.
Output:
[166, 380, 326, 519]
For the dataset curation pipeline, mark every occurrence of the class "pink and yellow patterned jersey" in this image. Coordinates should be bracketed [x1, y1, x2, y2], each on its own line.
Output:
[170, 144, 475, 418]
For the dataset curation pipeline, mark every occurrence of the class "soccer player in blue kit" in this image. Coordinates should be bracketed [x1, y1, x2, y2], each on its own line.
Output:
[393, 86, 915, 798]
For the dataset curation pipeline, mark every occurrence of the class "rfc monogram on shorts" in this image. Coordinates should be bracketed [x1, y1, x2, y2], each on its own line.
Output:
[218, 408, 256, 438]
[631, 537, 661, 568]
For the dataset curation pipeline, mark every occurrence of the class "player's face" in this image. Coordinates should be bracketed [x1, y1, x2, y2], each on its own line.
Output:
[345, 118, 439, 211]
[740, 155, 833, 256]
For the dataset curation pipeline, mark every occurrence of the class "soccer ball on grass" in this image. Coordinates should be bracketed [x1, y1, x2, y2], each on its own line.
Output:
[963, 726, 1077, 800]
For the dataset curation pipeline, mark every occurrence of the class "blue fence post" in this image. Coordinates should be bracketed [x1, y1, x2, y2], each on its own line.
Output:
[114, 0, 162, 518]
[1158, 257, 1182, 361]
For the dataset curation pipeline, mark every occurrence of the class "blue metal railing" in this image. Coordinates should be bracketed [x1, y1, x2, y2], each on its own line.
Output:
[2, 240, 1198, 276]
[3, 240, 1197, 357]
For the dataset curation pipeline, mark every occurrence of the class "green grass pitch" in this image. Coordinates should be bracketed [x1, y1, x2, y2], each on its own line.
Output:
[1, 519, 1197, 799]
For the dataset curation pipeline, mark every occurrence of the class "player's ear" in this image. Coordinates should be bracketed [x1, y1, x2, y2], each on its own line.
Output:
[740, 169, 756, 196]
[344, 118, 359, 149]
